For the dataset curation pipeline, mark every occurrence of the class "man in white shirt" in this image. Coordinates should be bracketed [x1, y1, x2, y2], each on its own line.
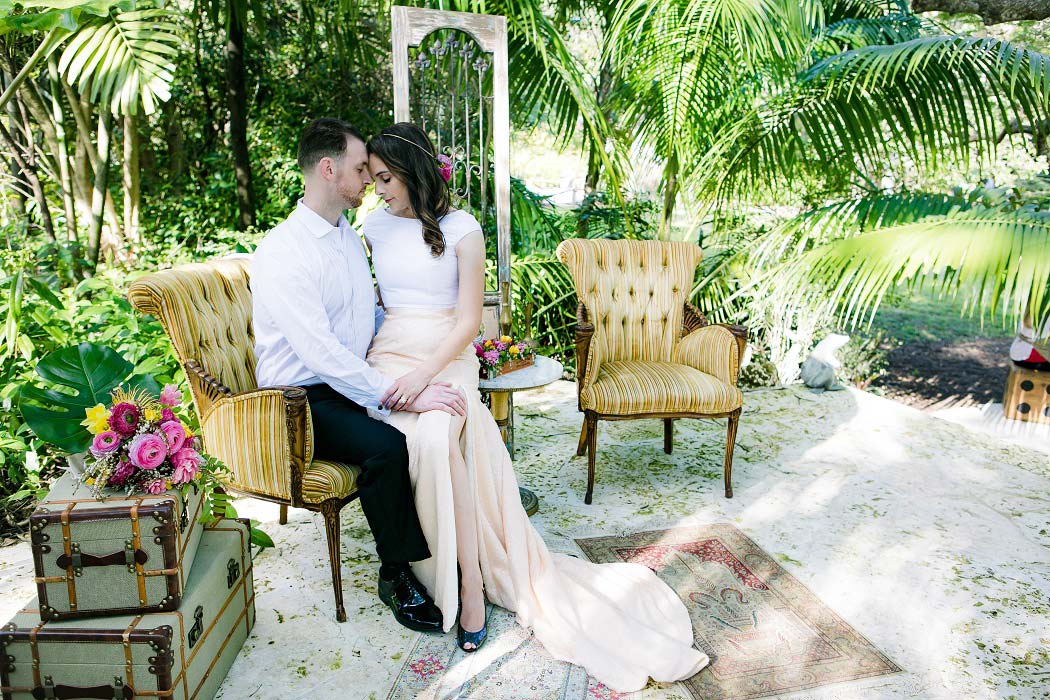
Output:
[252, 118, 464, 629]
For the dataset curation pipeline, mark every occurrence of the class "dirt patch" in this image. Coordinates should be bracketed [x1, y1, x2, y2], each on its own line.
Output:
[871, 337, 1011, 410]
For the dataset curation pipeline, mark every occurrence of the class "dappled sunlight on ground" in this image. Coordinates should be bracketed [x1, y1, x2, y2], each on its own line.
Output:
[0, 382, 1046, 699]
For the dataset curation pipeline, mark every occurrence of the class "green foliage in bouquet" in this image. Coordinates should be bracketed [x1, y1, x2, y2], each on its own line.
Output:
[18, 343, 159, 454]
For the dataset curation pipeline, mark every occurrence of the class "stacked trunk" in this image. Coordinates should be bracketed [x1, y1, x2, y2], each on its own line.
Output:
[1, 473, 256, 700]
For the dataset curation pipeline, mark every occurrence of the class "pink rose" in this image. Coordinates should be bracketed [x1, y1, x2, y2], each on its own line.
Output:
[161, 408, 175, 422]
[159, 384, 181, 407]
[171, 447, 202, 484]
[128, 433, 167, 470]
[90, 431, 122, 457]
[108, 460, 135, 486]
[144, 478, 167, 495]
[159, 420, 186, 454]
[108, 402, 140, 436]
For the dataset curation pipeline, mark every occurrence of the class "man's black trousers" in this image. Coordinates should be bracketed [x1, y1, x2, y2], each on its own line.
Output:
[304, 384, 430, 565]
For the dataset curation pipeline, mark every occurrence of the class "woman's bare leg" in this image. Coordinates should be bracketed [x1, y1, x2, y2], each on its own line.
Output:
[449, 413, 484, 644]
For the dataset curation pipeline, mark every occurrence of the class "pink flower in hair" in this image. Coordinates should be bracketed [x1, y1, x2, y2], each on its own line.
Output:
[436, 154, 453, 183]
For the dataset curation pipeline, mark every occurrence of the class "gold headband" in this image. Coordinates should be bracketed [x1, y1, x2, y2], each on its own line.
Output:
[379, 133, 436, 160]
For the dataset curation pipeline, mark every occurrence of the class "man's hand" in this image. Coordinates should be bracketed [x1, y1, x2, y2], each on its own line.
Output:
[401, 383, 466, 415]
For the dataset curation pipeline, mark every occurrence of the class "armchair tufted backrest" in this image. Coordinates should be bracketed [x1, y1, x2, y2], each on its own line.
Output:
[127, 258, 257, 418]
[557, 239, 702, 387]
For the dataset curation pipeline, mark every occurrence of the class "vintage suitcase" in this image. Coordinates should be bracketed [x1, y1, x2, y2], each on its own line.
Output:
[29, 472, 206, 621]
[1, 519, 255, 700]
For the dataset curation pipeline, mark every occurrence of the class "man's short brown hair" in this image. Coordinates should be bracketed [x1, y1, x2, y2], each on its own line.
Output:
[297, 118, 365, 172]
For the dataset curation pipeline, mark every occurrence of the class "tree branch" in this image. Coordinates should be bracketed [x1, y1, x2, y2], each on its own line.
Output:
[911, 0, 1050, 24]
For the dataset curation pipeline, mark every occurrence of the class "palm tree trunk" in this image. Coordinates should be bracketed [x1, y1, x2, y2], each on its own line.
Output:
[47, 57, 77, 244]
[88, 110, 112, 271]
[122, 113, 140, 248]
[226, 16, 256, 230]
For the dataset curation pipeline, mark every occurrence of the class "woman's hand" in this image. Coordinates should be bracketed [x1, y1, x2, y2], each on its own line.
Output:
[382, 368, 434, 411]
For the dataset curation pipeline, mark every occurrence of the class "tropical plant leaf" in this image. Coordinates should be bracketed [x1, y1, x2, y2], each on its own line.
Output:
[700, 36, 1050, 205]
[18, 342, 133, 453]
[57, 6, 180, 115]
[766, 205, 1050, 330]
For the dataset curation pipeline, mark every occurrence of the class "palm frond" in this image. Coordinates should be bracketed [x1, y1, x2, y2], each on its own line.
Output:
[700, 35, 1050, 205]
[768, 205, 1050, 329]
[57, 7, 180, 115]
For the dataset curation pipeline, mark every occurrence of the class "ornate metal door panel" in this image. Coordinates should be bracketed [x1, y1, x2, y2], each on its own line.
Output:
[391, 6, 511, 335]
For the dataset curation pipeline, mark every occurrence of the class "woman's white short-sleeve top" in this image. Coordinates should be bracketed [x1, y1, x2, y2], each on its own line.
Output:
[362, 208, 482, 309]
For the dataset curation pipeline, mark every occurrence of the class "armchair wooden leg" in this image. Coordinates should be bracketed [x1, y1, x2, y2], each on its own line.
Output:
[584, 413, 598, 504]
[576, 418, 589, 456]
[320, 500, 347, 622]
[724, 409, 741, 499]
[664, 419, 674, 454]
[279, 504, 288, 525]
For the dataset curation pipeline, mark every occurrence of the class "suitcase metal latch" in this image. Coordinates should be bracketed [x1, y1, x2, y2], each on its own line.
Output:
[70, 543, 83, 576]
[227, 558, 240, 588]
[180, 502, 188, 531]
[187, 605, 204, 649]
[43, 676, 55, 699]
[110, 677, 125, 699]
[124, 540, 136, 571]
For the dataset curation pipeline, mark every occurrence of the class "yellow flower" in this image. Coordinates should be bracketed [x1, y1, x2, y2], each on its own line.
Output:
[484, 340, 494, 349]
[82, 404, 110, 434]
[165, 480, 173, 489]
[144, 407, 162, 423]
[499, 335, 512, 344]
[85, 477, 95, 485]
[509, 345, 520, 356]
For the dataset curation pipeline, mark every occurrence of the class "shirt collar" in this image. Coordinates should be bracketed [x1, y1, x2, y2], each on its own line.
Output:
[293, 199, 347, 238]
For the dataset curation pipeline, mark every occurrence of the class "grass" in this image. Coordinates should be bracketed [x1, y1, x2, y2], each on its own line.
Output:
[870, 291, 1014, 345]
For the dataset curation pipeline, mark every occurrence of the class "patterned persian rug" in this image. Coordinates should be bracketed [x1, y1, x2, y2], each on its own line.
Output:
[387, 604, 627, 700]
[387, 523, 899, 700]
[576, 523, 902, 700]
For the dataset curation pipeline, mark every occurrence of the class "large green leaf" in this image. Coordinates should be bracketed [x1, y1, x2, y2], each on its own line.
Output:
[19, 343, 133, 453]
[57, 7, 180, 115]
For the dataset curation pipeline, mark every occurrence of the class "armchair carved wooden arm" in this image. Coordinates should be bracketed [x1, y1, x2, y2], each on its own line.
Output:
[128, 259, 360, 622]
[557, 239, 747, 503]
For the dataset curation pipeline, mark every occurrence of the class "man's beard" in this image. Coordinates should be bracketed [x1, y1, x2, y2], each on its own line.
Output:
[338, 185, 363, 210]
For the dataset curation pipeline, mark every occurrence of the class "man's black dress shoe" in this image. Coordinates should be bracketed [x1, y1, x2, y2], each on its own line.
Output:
[378, 567, 442, 632]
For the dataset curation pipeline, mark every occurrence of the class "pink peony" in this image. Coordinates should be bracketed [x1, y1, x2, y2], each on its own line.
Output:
[171, 449, 202, 484]
[108, 402, 140, 436]
[108, 460, 135, 486]
[144, 478, 167, 495]
[90, 431, 122, 457]
[160, 408, 176, 423]
[128, 433, 167, 470]
[159, 384, 181, 407]
[159, 420, 186, 454]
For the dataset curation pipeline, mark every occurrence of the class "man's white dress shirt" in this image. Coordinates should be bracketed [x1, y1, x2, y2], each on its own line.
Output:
[252, 200, 392, 413]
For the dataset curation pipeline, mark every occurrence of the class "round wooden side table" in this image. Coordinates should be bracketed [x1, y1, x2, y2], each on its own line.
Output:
[479, 354, 564, 516]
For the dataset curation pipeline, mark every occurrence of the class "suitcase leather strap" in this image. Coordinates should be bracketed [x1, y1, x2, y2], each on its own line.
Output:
[59, 505, 77, 611]
[129, 503, 148, 606]
[55, 541, 149, 573]
[34, 676, 133, 699]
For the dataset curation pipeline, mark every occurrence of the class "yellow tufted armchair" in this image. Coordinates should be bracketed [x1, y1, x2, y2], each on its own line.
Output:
[128, 258, 360, 622]
[556, 239, 747, 503]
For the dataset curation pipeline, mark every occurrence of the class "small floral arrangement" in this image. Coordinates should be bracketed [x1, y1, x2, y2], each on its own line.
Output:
[79, 384, 218, 498]
[474, 335, 534, 376]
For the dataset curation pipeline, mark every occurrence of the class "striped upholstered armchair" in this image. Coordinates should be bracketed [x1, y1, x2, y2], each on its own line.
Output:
[128, 258, 359, 622]
[556, 239, 747, 503]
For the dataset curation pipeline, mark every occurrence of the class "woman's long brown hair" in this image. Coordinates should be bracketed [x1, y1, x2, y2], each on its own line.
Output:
[367, 123, 451, 257]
